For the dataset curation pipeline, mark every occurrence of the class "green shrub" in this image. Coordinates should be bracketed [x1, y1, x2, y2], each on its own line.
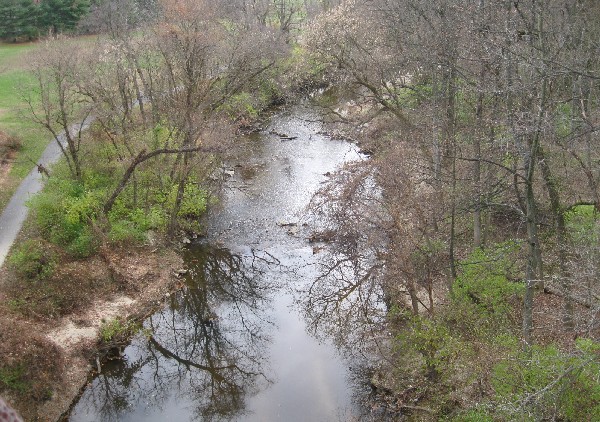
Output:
[565, 204, 599, 244]
[173, 181, 208, 219]
[129, 206, 167, 231]
[220, 92, 259, 120]
[8, 239, 56, 281]
[29, 177, 101, 258]
[453, 242, 523, 327]
[393, 310, 459, 381]
[100, 318, 124, 342]
[100, 317, 139, 343]
[108, 219, 146, 244]
[491, 338, 600, 421]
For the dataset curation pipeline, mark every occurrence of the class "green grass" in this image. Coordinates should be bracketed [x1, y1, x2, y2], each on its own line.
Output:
[0, 37, 103, 211]
[0, 364, 28, 393]
[0, 41, 50, 210]
[0, 42, 38, 66]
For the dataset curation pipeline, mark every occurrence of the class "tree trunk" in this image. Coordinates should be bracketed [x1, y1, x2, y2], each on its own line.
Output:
[473, 79, 484, 249]
[104, 147, 201, 216]
[523, 170, 538, 347]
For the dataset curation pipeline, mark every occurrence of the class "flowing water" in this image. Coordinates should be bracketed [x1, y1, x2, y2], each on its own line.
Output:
[69, 104, 366, 421]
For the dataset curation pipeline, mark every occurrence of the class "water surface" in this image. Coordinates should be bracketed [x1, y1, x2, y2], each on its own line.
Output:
[69, 105, 364, 421]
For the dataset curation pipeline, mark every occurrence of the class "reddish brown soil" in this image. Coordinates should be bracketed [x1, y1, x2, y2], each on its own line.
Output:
[0, 246, 183, 422]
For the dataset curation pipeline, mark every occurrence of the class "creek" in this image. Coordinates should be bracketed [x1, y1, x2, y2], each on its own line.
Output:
[68, 104, 367, 421]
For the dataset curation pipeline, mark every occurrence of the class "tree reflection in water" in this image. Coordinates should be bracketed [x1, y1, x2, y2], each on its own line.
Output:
[298, 165, 393, 420]
[71, 245, 279, 422]
[301, 248, 388, 361]
[299, 163, 389, 360]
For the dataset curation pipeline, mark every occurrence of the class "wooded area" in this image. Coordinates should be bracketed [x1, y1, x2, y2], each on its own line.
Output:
[304, 1, 600, 419]
[1, 0, 600, 420]
[0, 0, 90, 40]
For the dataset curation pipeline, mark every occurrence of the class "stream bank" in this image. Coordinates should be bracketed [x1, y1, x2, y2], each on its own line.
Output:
[0, 241, 183, 422]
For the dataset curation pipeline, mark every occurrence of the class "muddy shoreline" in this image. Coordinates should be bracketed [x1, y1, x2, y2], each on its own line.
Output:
[0, 244, 184, 422]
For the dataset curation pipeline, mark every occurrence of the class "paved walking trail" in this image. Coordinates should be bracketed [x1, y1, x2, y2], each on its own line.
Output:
[0, 121, 90, 267]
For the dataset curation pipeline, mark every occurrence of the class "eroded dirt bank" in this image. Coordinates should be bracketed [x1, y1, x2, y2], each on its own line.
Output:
[0, 245, 183, 421]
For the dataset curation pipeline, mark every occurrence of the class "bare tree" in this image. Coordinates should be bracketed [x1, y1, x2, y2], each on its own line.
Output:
[27, 39, 93, 181]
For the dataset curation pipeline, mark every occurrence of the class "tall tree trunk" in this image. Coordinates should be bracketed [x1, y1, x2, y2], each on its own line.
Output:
[474, 86, 484, 249]
[523, 151, 540, 346]
[539, 146, 574, 331]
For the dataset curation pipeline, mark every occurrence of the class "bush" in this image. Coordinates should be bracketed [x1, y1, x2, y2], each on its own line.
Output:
[393, 309, 459, 381]
[173, 181, 208, 219]
[220, 92, 259, 121]
[8, 240, 56, 281]
[107, 220, 146, 244]
[565, 204, 599, 244]
[100, 317, 139, 343]
[29, 177, 101, 258]
[0, 131, 22, 154]
[452, 242, 523, 329]
[491, 338, 600, 421]
[65, 225, 97, 258]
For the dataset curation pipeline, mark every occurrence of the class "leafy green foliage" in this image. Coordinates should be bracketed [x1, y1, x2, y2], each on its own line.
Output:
[491, 338, 600, 421]
[27, 148, 211, 252]
[393, 309, 459, 380]
[220, 92, 259, 120]
[29, 176, 101, 258]
[565, 204, 599, 244]
[284, 43, 330, 92]
[171, 181, 208, 219]
[107, 219, 146, 244]
[452, 243, 523, 329]
[30, 158, 205, 251]
[100, 317, 139, 343]
[8, 239, 56, 281]
[106, 172, 208, 241]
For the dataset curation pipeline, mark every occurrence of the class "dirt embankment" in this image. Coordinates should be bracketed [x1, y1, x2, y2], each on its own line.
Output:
[0, 131, 20, 196]
[0, 245, 184, 421]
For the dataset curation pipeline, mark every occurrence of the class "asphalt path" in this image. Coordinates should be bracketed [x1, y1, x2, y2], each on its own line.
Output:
[0, 122, 90, 267]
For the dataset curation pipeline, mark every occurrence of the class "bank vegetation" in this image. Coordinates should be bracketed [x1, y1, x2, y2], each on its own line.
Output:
[301, 1, 600, 420]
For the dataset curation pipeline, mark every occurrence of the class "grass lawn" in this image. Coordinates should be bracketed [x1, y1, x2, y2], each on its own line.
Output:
[0, 41, 50, 210]
[0, 36, 102, 211]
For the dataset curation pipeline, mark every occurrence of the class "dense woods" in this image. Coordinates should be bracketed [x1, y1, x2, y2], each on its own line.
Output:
[0, 0, 90, 40]
[303, 0, 600, 419]
[1, 0, 600, 420]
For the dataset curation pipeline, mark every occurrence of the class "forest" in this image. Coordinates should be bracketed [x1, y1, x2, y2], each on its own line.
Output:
[1, 0, 600, 421]
[0, 0, 91, 40]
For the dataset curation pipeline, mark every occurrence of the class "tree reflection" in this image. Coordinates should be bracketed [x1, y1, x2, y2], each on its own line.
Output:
[300, 162, 389, 360]
[71, 246, 278, 422]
